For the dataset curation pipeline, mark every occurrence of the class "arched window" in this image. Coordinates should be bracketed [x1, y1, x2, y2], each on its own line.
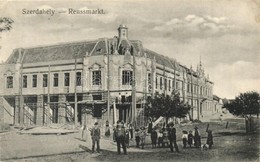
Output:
[93, 71, 101, 85]
[122, 70, 132, 85]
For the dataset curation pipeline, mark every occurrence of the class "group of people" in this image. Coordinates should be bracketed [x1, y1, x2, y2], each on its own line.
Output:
[87, 120, 214, 154]
[181, 126, 213, 149]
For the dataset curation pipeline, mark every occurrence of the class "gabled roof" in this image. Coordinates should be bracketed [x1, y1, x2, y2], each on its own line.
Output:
[6, 40, 100, 64]
[144, 48, 181, 71]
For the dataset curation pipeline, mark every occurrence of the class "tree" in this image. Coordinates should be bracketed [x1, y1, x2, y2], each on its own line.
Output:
[0, 17, 14, 32]
[144, 91, 191, 123]
[224, 91, 260, 132]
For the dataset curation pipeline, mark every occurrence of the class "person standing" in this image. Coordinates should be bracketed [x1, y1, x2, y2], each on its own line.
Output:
[193, 126, 201, 148]
[135, 128, 141, 148]
[105, 120, 110, 137]
[148, 119, 153, 134]
[206, 130, 213, 149]
[114, 122, 127, 155]
[140, 127, 147, 149]
[129, 123, 134, 140]
[91, 122, 101, 153]
[188, 130, 193, 148]
[182, 130, 188, 148]
[151, 128, 158, 148]
[167, 123, 179, 153]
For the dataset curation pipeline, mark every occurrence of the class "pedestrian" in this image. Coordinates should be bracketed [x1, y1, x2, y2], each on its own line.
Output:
[114, 122, 127, 155]
[105, 120, 110, 137]
[193, 126, 201, 148]
[167, 123, 180, 153]
[90, 122, 100, 153]
[81, 124, 87, 141]
[157, 130, 163, 148]
[182, 130, 188, 148]
[188, 130, 193, 148]
[140, 127, 147, 149]
[135, 128, 141, 148]
[206, 130, 213, 149]
[125, 129, 130, 148]
[151, 128, 158, 148]
[162, 127, 169, 147]
[129, 123, 134, 140]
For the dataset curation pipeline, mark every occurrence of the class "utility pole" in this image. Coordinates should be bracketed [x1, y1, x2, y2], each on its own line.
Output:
[131, 50, 137, 126]
[107, 40, 111, 122]
[74, 47, 78, 126]
[19, 48, 25, 125]
[190, 66, 194, 120]
[47, 65, 51, 125]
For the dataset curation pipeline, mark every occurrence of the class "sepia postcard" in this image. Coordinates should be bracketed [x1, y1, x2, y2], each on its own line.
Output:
[0, 0, 259, 162]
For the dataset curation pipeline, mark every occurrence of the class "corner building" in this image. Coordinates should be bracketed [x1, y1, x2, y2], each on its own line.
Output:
[0, 25, 214, 126]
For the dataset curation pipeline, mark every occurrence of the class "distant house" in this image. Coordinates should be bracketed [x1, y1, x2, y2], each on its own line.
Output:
[213, 95, 223, 114]
[0, 25, 214, 126]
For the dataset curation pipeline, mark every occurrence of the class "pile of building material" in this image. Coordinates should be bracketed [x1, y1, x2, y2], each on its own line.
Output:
[18, 125, 79, 135]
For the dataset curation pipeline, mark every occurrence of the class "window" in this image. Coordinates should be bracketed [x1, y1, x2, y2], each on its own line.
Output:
[76, 72, 82, 86]
[93, 71, 101, 85]
[187, 83, 190, 93]
[155, 76, 158, 89]
[53, 73, 59, 87]
[93, 94, 102, 100]
[148, 73, 151, 86]
[164, 78, 167, 91]
[148, 73, 152, 91]
[122, 70, 132, 85]
[43, 74, 48, 87]
[172, 80, 175, 90]
[168, 80, 171, 91]
[176, 81, 179, 90]
[23, 75, 27, 88]
[6, 76, 13, 88]
[32, 75, 37, 87]
[160, 77, 163, 90]
[64, 73, 70, 86]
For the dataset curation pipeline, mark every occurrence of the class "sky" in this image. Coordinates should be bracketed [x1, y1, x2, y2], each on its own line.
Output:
[0, 0, 259, 99]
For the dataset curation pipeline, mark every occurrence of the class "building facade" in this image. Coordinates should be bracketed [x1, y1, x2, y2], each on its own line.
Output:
[0, 25, 215, 126]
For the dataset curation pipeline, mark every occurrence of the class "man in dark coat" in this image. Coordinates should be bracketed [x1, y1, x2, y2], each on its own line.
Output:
[167, 123, 179, 153]
[91, 122, 100, 153]
[114, 122, 127, 155]
[206, 130, 213, 149]
[193, 126, 201, 148]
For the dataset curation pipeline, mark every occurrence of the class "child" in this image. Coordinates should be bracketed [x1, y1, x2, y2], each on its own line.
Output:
[135, 128, 141, 148]
[140, 127, 147, 149]
[151, 128, 158, 148]
[157, 130, 163, 148]
[206, 130, 213, 149]
[125, 129, 130, 148]
[105, 120, 110, 137]
[188, 130, 193, 148]
[182, 130, 188, 148]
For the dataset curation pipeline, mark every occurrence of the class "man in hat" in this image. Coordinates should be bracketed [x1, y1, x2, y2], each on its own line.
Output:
[168, 123, 179, 153]
[114, 122, 127, 155]
[91, 122, 101, 153]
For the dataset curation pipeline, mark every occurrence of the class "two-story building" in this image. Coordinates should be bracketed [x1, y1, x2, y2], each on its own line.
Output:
[0, 25, 215, 126]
